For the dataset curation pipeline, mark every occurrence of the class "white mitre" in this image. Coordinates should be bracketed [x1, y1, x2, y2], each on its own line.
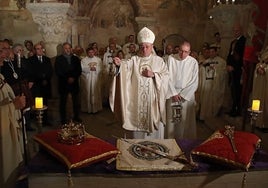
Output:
[137, 27, 155, 44]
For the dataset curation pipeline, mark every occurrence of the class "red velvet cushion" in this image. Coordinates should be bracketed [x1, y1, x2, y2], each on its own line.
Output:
[33, 130, 119, 169]
[191, 130, 261, 170]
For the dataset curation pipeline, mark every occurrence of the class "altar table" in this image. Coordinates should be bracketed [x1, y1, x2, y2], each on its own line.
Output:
[27, 139, 268, 188]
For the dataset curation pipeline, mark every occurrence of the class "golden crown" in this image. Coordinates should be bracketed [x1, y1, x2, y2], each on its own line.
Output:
[58, 121, 85, 145]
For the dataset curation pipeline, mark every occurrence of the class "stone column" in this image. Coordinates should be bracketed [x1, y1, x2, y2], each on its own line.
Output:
[74, 16, 91, 50]
[71, 24, 78, 48]
[78, 35, 85, 48]
[27, 2, 75, 58]
[27, 2, 76, 99]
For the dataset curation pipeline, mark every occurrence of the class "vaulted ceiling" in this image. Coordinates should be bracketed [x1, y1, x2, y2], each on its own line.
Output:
[76, 0, 212, 18]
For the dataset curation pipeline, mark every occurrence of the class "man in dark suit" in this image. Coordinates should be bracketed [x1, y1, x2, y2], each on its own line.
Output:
[1, 41, 34, 131]
[28, 43, 53, 125]
[226, 24, 246, 117]
[55, 42, 82, 124]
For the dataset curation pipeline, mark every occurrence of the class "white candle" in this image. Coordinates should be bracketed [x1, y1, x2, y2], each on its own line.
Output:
[35, 97, 43, 109]
[252, 100, 260, 111]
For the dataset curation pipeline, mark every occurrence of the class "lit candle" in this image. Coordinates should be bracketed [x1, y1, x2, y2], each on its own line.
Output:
[252, 100, 260, 111]
[35, 97, 43, 109]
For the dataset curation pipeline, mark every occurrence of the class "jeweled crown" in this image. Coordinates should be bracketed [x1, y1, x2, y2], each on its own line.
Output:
[58, 121, 85, 145]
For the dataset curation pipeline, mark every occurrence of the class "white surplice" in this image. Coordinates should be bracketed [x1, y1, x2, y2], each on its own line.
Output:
[0, 74, 23, 186]
[199, 56, 227, 120]
[80, 56, 103, 113]
[252, 62, 268, 128]
[110, 54, 171, 139]
[166, 55, 199, 139]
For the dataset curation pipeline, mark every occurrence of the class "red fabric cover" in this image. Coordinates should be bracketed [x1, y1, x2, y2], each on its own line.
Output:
[191, 130, 261, 170]
[243, 46, 258, 63]
[33, 130, 119, 169]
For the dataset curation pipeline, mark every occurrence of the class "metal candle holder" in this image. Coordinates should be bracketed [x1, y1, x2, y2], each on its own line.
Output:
[32, 105, 48, 133]
[247, 108, 262, 133]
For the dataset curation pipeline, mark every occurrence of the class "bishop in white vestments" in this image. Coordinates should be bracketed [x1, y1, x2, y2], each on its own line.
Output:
[110, 27, 171, 139]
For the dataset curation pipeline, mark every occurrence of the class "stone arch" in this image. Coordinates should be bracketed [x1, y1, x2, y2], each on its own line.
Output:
[163, 34, 186, 50]
[78, 0, 139, 48]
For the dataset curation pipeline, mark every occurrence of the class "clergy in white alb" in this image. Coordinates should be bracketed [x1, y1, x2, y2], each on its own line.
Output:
[124, 43, 137, 60]
[122, 34, 139, 55]
[80, 47, 103, 113]
[251, 49, 268, 129]
[199, 46, 227, 120]
[166, 41, 199, 139]
[110, 27, 171, 139]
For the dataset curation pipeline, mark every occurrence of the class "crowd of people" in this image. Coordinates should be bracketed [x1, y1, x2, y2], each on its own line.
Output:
[195, 24, 267, 133]
[1, 25, 268, 186]
[0, 38, 54, 186]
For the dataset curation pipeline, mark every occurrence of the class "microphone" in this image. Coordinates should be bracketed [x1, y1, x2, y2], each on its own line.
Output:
[17, 53, 21, 68]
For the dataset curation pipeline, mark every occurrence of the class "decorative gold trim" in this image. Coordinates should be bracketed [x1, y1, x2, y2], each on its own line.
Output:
[191, 138, 261, 171]
[33, 134, 119, 169]
[70, 150, 120, 169]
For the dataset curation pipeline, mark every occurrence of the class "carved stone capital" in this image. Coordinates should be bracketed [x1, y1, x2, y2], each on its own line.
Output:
[27, 2, 75, 43]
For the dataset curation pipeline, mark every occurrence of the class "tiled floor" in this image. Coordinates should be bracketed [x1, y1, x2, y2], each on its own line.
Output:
[25, 98, 268, 188]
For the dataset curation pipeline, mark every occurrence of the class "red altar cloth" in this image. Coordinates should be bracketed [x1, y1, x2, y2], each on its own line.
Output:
[33, 130, 119, 169]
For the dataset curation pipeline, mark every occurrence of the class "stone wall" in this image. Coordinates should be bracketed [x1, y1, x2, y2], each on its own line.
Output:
[77, 0, 212, 53]
[0, 1, 42, 49]
[0, 0, 266, 58]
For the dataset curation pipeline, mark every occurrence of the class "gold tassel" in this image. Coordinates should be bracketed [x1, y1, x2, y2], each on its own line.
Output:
[241, 172, 247, 188]
[106, 157, 116, 164]
[67, 169, 74, 187]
